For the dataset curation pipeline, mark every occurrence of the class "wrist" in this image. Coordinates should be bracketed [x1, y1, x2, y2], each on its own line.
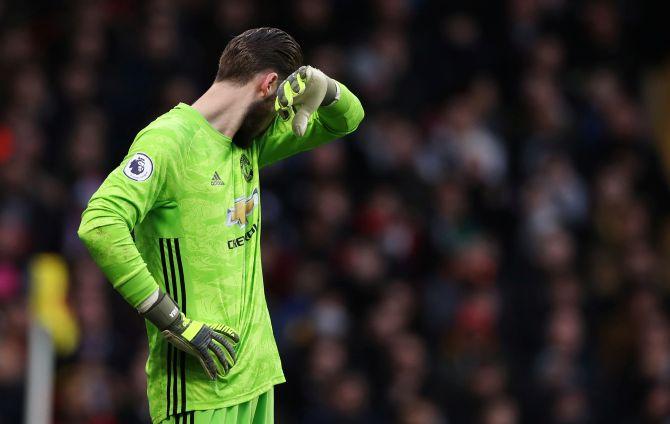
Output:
[137, 288, 160, 313]
[318, 82, 354, 118]
[139, 291, 181, 331]
[321, 78, 340, 106]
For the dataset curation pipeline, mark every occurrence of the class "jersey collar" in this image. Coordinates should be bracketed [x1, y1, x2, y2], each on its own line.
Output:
[175, 102, 233, 146]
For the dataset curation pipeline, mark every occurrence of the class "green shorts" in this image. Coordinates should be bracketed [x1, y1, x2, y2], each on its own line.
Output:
[159, 389, 274, 424]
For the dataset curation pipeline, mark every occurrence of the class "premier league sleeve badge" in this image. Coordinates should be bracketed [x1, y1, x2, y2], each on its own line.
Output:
[123, 152, 154, 182]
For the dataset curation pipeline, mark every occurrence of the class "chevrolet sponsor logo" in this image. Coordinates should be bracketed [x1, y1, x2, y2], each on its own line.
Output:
[227, 223, 258, 249]
[226, 188, 258, 228]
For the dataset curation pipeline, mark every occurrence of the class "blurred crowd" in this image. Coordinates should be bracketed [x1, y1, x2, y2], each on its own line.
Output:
[2, 0, 670, 423]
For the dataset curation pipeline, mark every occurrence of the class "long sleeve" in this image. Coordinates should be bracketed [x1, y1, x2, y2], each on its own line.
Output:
[78, 129, 178, 308]
[256, 81, 364, 168]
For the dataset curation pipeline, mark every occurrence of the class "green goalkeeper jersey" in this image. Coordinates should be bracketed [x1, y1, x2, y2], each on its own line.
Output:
[78, 83, 363, 423]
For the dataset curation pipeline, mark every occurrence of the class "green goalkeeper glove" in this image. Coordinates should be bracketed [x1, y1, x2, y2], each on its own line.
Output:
[275, 65, 340, 136]
[139, 291, 239, 380]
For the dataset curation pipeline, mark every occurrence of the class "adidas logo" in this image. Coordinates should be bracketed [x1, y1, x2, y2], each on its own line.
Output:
[211, 172, 225, 186]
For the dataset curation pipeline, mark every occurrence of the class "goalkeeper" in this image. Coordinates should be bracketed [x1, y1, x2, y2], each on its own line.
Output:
[78, 27, 364, 423]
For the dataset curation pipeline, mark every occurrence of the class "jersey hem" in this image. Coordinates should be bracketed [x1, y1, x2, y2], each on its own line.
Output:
[150, 375, 286, 424]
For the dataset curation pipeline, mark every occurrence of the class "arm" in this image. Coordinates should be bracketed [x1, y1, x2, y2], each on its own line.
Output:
[78, 130, 172, 307]
[257, 67, 365, 168]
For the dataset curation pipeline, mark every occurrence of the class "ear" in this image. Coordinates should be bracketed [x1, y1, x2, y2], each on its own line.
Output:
[259, 72, 279, 98]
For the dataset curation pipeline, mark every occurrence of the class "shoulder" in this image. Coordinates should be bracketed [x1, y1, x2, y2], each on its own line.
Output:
[130, 107, 198, 159]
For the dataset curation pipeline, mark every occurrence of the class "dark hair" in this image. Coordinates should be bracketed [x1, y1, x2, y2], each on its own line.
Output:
[215, 27, 302, 83]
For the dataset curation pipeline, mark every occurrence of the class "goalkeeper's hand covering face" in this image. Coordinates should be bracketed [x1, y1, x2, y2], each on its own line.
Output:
[275, 65, 340, 136]
[140, 291, 239, 379]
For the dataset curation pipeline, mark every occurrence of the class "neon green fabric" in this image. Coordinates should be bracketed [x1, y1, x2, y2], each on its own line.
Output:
[159, 389, 273, 424]
[78, 82, 363, 423]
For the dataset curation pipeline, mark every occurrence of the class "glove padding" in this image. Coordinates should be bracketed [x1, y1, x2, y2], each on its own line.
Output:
[275, 65, 335, 136]
[163, 314, 239, 380]
[141, 292, 239, 380]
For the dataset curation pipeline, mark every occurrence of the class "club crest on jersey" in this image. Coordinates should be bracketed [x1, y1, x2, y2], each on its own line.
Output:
[123, 153, 153, 181]
[240, 154, 253, 182]
[226, 188, 258, 228]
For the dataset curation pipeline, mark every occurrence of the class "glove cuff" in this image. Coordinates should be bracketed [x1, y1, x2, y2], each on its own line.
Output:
[140, 291, 181, 331]
[321, 78, 340, 106]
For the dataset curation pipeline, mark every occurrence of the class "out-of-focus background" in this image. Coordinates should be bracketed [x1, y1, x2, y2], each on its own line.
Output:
[3, 0, 670, 423]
